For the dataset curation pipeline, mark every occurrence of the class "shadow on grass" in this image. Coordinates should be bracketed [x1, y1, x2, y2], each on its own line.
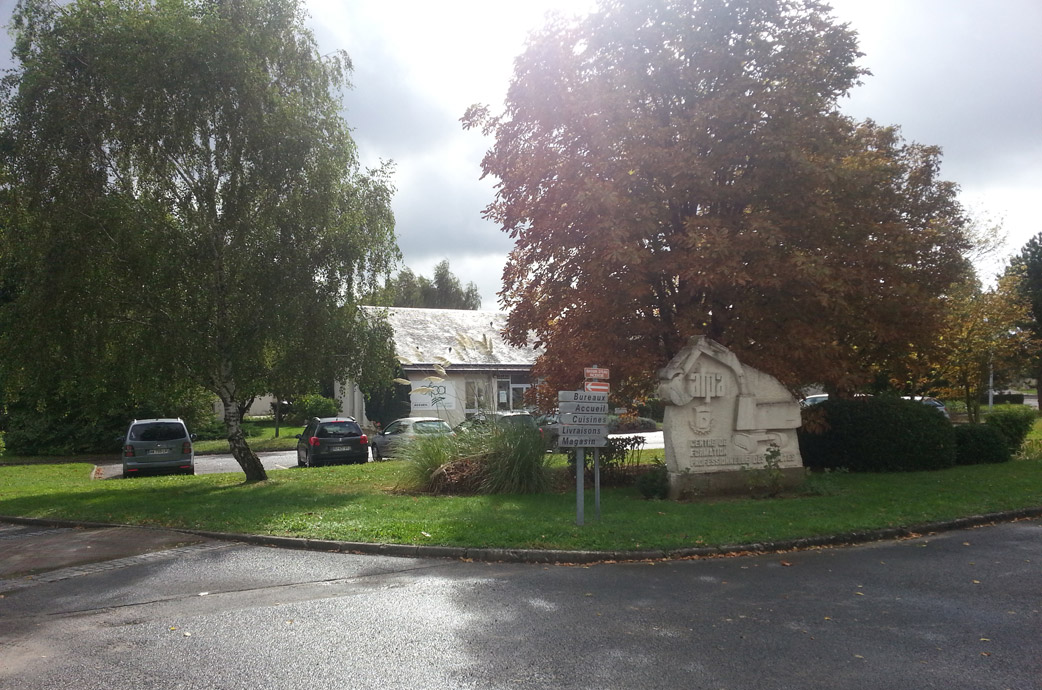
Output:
[0, 468, 375, 537]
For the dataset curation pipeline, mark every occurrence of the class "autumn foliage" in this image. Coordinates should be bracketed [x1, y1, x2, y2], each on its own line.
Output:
[464, 0, 972, 404]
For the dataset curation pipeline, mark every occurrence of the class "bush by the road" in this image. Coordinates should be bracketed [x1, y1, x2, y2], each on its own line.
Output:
[799, 396, 956, 472]
[983, 404, 1037, 455]
[607, 415, 658, 433]
[953, 424, 1010, 465]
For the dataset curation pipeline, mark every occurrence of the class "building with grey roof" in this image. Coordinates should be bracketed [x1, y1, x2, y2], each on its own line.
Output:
[335, 307, 540, 427]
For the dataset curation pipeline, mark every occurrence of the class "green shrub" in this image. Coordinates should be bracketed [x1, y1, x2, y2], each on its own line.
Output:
[979, 392, 1025, 405]
[634, 398, 665, 422]
[798, 396, 956, 472]
[191, 416, 228, 441]
[3, 385, 215, 456]
[953, 424, 1011, 465]
[564, 435, 647, 485]
[290, 394, 341, 423]
[607, 415, 658, 433]
[635, 461, 670, 499]
[983, 404, 1037, 454]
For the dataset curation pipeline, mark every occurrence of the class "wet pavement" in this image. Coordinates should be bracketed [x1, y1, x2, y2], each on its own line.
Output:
[1, 517, 1039, 689]
[0, 523, 213, 586]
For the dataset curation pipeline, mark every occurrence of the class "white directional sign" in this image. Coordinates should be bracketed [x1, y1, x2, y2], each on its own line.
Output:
[559, 401, 609, 415]
[558, 390, 609, 403]
[560, 413, 607, 425]
[559, 435, 608, 448]
[559, 424, 610, 437]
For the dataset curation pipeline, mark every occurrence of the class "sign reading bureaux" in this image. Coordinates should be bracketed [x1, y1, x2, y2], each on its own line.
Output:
[557, 390, 608, 448]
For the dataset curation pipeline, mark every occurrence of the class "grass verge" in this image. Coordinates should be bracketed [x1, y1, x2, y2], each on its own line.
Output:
[1, 456, 1039, 552]
[193, 421, 304, 454]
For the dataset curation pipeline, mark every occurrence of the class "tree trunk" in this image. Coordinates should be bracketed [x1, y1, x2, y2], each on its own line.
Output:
[222, 397, 267, 482]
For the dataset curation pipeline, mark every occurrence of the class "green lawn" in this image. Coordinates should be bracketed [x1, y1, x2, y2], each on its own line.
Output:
[193, 421, 304, 454]
[1, 454, 1039, 552]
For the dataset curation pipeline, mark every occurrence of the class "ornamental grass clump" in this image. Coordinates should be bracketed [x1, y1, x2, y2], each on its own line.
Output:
[479, 424, 551, 494]
[397, 423, 551, 495]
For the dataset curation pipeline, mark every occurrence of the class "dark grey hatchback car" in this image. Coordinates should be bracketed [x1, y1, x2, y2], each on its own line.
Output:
[296, 417, 369, 467]
[122, 418, 195, 478]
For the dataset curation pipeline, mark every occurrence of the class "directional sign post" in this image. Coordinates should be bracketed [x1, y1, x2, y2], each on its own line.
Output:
[560, 368, 610, 525]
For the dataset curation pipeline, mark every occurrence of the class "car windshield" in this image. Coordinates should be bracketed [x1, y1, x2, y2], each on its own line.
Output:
[317, 422, 361, 437]
[414, 420, 452, 434]
[129, 422, 186, 442]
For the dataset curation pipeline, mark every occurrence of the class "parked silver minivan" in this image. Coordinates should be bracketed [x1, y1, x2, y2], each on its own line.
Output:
[122, 418, 195, 478]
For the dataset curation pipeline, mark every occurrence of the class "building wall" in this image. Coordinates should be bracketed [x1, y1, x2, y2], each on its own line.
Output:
[334, 380, 371, 426]
[402, 371, 534, 427]
[336, 370, 535, 429]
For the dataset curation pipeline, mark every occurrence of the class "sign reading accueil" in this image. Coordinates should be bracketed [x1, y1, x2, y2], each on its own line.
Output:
[559, 401, 609, 414]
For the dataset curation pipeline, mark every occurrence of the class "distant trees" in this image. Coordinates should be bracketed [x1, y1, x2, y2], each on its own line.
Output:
[365, 259, 482, 310]
[1005, 232, 1042, 400]
[927, 275, 1037, 422]
[0, 0, 398, 478]
[464, 0, 973, 402]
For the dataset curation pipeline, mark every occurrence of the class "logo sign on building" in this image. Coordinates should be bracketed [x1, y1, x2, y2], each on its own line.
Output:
[410, 379, 456, 410]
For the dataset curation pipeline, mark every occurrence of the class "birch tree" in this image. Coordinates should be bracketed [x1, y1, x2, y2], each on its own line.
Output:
[1, 0, 398, 479]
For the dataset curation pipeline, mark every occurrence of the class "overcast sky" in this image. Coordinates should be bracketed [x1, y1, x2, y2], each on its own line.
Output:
[3, 0, 1040, 306]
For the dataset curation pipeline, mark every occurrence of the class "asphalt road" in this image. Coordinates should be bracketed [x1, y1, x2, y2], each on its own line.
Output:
[1, 518, 1038, 689]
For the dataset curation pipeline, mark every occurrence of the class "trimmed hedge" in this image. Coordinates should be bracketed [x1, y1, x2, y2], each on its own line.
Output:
[979, 393, 1025, 405]
[607, 415, 659, 433]
[799, 396, 955, 472]
[953, 424, 1011, 465]
[983, 404, 1037, 454]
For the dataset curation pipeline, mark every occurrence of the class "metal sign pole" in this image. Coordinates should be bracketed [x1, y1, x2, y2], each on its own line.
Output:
[594, 447, 601, 521]
[576, 448, 585, 526]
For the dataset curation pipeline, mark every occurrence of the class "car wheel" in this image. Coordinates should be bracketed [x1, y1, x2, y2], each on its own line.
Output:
[181, 467, 194, 476]
[297, 451, 305, 467]
[372, 445, 382, 461]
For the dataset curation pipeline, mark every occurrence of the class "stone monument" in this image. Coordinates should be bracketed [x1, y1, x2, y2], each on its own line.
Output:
[657, 336, 804, 498]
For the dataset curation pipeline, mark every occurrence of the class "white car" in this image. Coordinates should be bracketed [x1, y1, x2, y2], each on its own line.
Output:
[370, 417, 455, 460]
